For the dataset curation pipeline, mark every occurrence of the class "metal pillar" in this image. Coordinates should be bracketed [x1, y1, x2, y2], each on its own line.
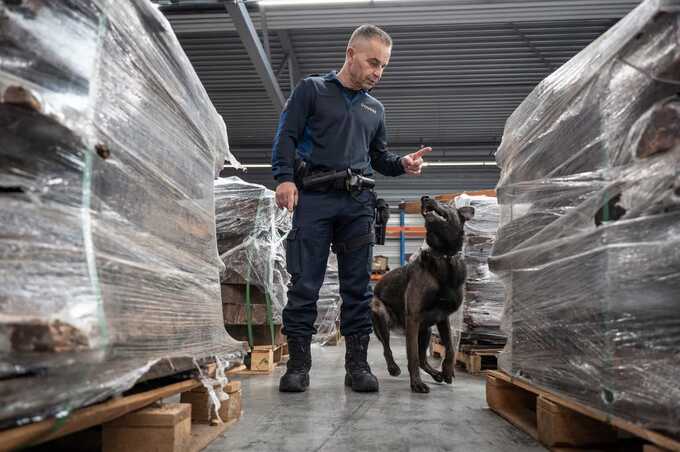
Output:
[399, 202, 406, 267]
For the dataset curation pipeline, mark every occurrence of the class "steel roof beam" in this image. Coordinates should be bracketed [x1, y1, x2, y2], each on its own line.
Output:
[510, 23, 557, 72]
[277, 30, 300, 89]
[224, 0, 285, 111]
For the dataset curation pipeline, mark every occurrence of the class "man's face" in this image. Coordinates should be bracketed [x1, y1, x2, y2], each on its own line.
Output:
[347, 38, 391, 91]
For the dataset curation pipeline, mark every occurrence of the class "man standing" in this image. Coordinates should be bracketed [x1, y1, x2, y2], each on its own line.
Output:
[272, 24, 430, 393]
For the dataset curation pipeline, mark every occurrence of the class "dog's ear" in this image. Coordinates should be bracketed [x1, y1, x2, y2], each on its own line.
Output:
[458, 206, 475, 222]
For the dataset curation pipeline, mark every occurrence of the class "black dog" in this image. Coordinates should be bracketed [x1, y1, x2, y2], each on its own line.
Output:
[371, 196, 474, 393]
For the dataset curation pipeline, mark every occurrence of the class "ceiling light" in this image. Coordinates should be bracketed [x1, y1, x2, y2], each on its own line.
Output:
[423, 161, 497, 167]
[224, 163, 272, 168]
[257, 0, 368, 6]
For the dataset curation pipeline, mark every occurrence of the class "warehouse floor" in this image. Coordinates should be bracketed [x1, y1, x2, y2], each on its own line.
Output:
[207, 336, 545, 452]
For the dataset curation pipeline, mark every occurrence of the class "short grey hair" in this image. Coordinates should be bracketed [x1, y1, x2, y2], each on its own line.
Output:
[348, 24, 392, 48]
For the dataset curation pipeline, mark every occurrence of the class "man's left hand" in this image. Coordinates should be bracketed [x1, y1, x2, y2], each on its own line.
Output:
[401, 146, 432, 175]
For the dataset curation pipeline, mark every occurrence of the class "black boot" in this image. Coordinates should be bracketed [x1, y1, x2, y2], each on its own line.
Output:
[344, 334, 379, 392]
[279, 336, 312, 392]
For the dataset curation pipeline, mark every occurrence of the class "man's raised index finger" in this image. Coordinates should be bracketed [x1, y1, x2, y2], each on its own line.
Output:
[413, 146, 432, 159]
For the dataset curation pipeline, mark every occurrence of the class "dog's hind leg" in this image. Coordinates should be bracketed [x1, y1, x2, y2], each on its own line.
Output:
[371, 297, 401, 376]
[418, 327, 443, 383]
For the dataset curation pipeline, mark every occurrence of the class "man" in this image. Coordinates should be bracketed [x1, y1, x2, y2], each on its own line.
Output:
[272, 24, 430, 393]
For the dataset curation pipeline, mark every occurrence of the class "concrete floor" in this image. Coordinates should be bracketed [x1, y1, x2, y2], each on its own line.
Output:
[207, 336, 545, 452]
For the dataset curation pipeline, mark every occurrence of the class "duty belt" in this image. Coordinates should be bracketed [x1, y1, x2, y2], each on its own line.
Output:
[299, 168, 375, 192]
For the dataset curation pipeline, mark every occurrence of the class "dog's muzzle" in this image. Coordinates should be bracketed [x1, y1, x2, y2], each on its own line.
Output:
[421, 196, 446, 221]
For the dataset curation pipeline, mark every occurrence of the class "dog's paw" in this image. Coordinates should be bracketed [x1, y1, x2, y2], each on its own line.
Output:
[410, 380, 430, 393]
[387, 363, 401, 377]
[430, 371, 443, 383]
[442, 365, 455, 384]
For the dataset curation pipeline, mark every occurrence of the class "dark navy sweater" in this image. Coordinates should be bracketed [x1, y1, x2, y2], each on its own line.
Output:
[271, 71, 405, 184]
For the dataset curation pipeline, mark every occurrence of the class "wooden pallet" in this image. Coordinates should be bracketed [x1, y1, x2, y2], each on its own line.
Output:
[430, 335, 447, 359]
[323, 326, 343, 346]
[231, 343, 288, 375]
[429, 337, 500, 375]
[0, 368, 243, 452]
[456, 348, 500, 374]
[486, 370, 680, 452]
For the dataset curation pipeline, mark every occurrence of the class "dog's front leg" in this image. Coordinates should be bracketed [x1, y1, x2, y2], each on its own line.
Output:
[436, 319, 455, 384]
[406, 317, 429, 393]
[405, 279, 429, 393]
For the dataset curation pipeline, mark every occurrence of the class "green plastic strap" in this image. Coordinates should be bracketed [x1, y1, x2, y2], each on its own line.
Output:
[245, 278, 254, 349]
[265, 291, 275, 347]
[82, 14, 110, 349]
[82, 150, 109, 347]
[601, 191, 613, 409]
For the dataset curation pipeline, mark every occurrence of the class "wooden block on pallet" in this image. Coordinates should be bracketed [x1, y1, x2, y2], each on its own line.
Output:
[213, 381, 242, 423]
[254, 344, 286, 357]
[180, 392, 212, 424]
[323, 329, 343, 346]
[224, 386, 242, 423]
[430, 337, 446, 359]
[470, 354, 483, 374]
[460, 353, 482, 374]
[251, 345, 275, 372]
[456, 348, 499, 374]
[181, 381, 243, 424]
[465, 353, 482, 375]
[225, 364, 247, 375]
[320, 320, 343, 346]
[537, 396, 617, 448]
[103, 403, 191, 452]
[224, 381, 241, 393]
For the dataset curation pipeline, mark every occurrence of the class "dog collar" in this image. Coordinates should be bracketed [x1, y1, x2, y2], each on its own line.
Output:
[426, 250, 462, 260]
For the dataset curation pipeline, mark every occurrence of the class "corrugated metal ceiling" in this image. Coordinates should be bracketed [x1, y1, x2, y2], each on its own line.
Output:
[163, 1, 641, 32]
[160, 0, 640, 196]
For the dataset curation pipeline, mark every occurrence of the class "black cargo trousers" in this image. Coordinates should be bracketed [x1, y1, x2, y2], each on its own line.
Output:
[282, 188, 376, 337]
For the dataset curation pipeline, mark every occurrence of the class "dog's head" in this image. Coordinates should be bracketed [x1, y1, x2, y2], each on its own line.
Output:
[421, 196, 475, 255]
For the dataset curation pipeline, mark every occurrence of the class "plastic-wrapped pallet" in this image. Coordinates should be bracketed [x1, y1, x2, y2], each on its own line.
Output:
[454, 194, 505, 347]
[490, 0, 680, 435]
[214, 176, 342, 342]
[0, 0, 245, 426]
[214, 177, 291, 322]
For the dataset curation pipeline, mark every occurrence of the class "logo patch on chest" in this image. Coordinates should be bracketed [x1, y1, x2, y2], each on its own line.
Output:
[361, 103, 377, 115]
